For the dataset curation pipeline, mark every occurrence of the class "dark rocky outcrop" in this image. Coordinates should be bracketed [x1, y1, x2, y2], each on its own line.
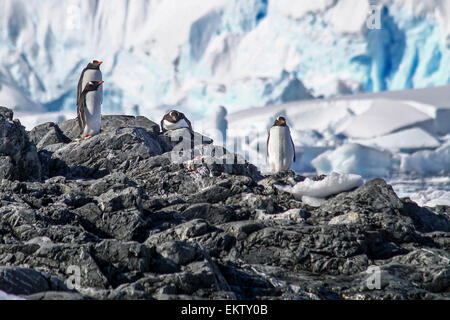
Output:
[55, 115, 160, 142]
[0, 266, 66, 295]
[0, 108, 41, 181]
[0, 106, 448, 300]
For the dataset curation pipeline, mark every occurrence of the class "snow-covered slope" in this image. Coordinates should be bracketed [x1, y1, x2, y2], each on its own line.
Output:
[354, 128, 441, 152]
[2, 0, 450, 124]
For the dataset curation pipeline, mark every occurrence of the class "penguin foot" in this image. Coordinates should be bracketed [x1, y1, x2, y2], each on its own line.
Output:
[84, 135, 92, 140]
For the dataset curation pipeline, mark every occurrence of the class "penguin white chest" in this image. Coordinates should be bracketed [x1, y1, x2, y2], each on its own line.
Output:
[163, 119, 190, 131]
[268, 126, 295, 172]
[82, 70, 103, 102]
[83, 90, 102, 136]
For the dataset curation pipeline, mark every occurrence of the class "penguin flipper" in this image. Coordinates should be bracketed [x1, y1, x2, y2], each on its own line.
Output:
[183, 113, 193, 131]
[266, 131, 270, 158]
[290, 135, 296, 162]
[76, 68, 86, 107]
[77, 96, 87, 135]
[160, 119, 166, 133]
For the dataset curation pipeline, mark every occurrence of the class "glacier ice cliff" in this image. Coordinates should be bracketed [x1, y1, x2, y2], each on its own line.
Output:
[1, 0, 450, 120]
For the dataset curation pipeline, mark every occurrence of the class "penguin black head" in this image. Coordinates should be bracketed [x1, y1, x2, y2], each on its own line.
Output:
[83, 81, 104, 92]
[273, 116, 288, 127]
[87, 60, 103, 70]
[166, 110, 183, 123]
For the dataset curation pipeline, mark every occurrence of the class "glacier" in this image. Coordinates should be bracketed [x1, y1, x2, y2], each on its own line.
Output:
[1, 0, 450, 123]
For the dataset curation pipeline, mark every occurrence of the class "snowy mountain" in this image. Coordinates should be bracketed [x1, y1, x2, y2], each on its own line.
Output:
[1, 0, 450, 124]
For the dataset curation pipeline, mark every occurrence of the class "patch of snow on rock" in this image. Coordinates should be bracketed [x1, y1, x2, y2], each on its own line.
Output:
[276, 172, 363, 201]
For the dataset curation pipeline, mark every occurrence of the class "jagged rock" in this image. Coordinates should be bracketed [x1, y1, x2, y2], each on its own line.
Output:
[329, 212, 362, 225]
[0, 109, 448, 300]
[159, 128, 213, 151]
[402, 199, 450, 233]
[318, 179, 404, 220]
[105, 286, 153, 300]
[23, 291, 86, 300]
[231, 224, 371, 276]
[145, 219, 213, 245]
[0, 156, 15, 180]
[182, 204, 236, 224]
[155, 241, 198, 266]
[29, 122, 69, 150]
[46, 127, 163, 178]
[0, 243, 109, 289]
[219, 221, 265, 240]
[0, 196, 97, 244]
[56, 115, 160, 142]
[126, 259, 226, 298]
[0, 266, 52, 295]
[255, 208, 309, 223]
[0, 106, 14, 121]
[0, 107, 41, 181]
[217, 262, 279, 299]
[74, 203, 149, 242]
[91, 240, 154, 287]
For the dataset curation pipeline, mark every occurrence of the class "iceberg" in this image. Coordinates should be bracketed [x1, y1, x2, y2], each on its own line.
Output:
[342, 99, 433, 139]
[401, 141, 450, 174]
[408, 188, 450, 208]
[353, 127, 441, 152]
[311, 143, 397, 177]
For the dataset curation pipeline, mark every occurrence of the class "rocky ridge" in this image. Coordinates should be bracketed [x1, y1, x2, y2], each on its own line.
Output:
[0, 107, 449, 300]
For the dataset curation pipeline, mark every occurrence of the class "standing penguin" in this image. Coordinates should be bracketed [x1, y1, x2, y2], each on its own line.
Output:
[77, 80, 104, 140]
[161, 110, 192, 133]
[77, 60, 103, 107]
[267, 116, 296, 172]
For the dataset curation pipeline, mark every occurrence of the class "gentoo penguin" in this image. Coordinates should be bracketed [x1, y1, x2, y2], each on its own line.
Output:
[77, 80, 104, 140]
[267, 116, 296, 172]
[77, 60, 103, 107]
[161, 110, 192, 133]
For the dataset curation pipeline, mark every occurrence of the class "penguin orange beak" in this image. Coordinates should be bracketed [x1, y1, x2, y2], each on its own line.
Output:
[98, 81, 104, 85]
[98, 61, 103, 65]
[281, 120, 286, 124]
